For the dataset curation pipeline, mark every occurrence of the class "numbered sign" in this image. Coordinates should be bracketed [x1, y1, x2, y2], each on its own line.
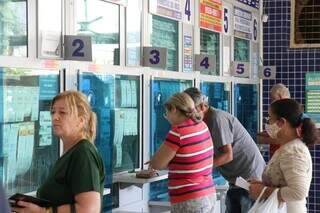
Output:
[259, 66, 276, 79]
[195, 54, 216, 72]
[223, 5, 231, 36]
[231, 61, 250, 77]
[143, 47, 167, 69]
[64, 35, 92, 61]
[183, 0, 194, 25]
[252, 16, 258, 42]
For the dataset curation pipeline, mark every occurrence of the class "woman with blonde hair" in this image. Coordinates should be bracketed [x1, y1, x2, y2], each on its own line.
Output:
[12, 91, 105, 213]
[149, 92, 216, 213]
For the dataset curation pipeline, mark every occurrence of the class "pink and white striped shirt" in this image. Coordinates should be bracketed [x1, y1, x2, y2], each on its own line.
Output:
[164, 119, 215, 204]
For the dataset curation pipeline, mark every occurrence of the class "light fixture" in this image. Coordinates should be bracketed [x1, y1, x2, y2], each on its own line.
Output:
[262, 14, 269, 23]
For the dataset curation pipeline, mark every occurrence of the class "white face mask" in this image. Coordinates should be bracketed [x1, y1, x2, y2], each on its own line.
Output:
[265, 122, 281, 139]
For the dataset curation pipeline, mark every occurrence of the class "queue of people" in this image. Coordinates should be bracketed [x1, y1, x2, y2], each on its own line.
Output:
[1, 83, 318, 213]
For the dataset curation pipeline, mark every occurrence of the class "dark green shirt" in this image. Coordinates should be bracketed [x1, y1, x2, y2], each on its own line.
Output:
[37, 140, 105, 206]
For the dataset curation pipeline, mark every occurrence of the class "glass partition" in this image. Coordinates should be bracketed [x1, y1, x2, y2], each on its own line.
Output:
[0, 0, 27, 56]
[150, 78, 192, 201]
[151, 15, 179, 71]
[79, 72, 140, 174]
[37, 0, 62, 58]
[200, 81, 230, 185]
[0, 67, 60, 195]
[200, 29, 220, 75]
[126, 0, 141, 66]
[234, 84, 258, 141]
[201, 82, 230, 112]
[79, 72, 140, 211]
[76, 1, 120, 65]
[234, 37, 250, 62]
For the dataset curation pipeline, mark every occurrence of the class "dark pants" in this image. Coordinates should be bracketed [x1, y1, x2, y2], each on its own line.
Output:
[225, 185, 254, 213]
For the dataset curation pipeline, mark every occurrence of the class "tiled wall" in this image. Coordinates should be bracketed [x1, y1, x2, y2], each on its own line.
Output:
[263, 0, 320, 211]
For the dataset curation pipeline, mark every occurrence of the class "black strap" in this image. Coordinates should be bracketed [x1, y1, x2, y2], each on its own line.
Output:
[70, 203, 76, 213]
[52, 206, 58, 213]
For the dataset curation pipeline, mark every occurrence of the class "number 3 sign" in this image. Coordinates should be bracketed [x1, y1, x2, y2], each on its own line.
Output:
[143, 47, 167, 69]
[64, 35, 92, 61]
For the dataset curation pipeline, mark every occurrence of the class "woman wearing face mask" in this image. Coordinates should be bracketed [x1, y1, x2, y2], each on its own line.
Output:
[149, 92, 216, 213]
[249, 99, 319, 213]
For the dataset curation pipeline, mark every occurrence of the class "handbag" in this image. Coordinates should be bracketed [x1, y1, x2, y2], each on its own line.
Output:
[248, 187, 286, 213]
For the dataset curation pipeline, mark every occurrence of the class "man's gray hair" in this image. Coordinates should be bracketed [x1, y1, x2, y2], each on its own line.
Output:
[184, 87, 208, 106]
[270, 83, 291, 98]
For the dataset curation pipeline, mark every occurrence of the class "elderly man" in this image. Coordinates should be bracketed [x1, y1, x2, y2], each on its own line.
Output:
[184, 87, 266, 213]
[257, 83, 291, 157]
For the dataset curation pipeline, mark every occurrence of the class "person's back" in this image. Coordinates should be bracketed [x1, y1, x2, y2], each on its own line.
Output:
[206, 107, 266, 183]
[0, 185, 10, 213]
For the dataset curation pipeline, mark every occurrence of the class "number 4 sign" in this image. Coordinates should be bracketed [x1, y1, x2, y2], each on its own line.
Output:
[64, 35, 92, 61]
[259, 66, 276, 79]
[195, 54, 216, 72]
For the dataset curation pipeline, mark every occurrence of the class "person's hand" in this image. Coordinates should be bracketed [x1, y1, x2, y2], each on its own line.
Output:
[11, 201, 46, 213]
[248, 179, 263, 184]
[249, 182, 265, 200]
[257, 131, 269, 137]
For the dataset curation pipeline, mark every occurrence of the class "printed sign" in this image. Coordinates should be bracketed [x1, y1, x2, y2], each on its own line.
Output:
[149, 0, 182, 21]
[64, 35, 92, 61]
[183, 24, 193, 72]
[237, 0, 259, 9]
[195, 54, 216, 72]
[143, 47, 167, 69]
[258, 66, 276, 79]
[231, 61, 250, 77]
[234, 6, 252, 40]
[200, 0, 222, 32]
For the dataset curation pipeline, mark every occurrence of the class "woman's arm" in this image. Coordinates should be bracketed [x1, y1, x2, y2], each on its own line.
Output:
[150, 143, 177, 170]
[12, 191, 101, 213]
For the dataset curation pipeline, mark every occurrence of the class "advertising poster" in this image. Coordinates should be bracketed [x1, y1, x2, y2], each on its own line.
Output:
[199, 0, 222, 32]
[234, 6, 252, 40]
[149, 0, 182, 21]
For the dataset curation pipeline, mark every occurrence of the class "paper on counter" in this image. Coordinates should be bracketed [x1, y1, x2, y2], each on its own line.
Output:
[235, 176, 250, 191]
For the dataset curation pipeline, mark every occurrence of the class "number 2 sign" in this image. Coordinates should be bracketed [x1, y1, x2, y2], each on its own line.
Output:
[143, 47, 167, 69]
[64, 35, 92, 61]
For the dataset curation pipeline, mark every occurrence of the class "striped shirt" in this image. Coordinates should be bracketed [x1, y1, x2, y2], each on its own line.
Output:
[164, 119, 215, 204]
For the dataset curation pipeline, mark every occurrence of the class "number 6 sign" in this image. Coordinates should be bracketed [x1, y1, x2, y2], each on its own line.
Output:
[64, 35, 92, 61]
[259, 66, 276, 79]
[143, 47, 167, 69]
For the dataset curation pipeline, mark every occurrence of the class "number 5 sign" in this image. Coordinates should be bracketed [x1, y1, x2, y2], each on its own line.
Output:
[259, 66, 276, 79]
[143, 47, 167, 69]
[231, 61, 250, 77]
[64, 35, 92, 61]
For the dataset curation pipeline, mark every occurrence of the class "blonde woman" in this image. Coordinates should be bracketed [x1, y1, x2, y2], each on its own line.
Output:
[149, 92, 216, 213]
[12, 91, 105, 213]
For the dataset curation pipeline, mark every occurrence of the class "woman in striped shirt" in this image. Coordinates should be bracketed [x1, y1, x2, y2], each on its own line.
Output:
[149, 92, 216, 213]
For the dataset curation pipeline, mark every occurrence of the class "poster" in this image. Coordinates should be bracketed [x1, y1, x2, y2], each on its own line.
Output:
[199, 0, 222, 32]
[306, 73, 320, 125]
[234, 6, 252, 40]
[183, 24, 193, 72]
[149, 0, 182, 21]
[237, 0, 259, 9]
